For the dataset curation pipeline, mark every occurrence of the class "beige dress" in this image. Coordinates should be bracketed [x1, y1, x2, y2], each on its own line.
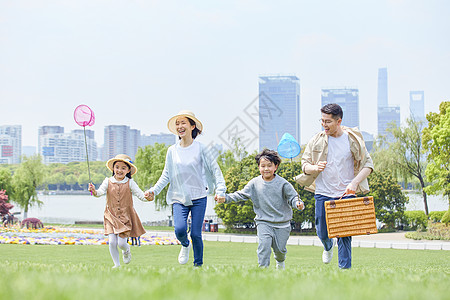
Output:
[104, 179, 146, 238]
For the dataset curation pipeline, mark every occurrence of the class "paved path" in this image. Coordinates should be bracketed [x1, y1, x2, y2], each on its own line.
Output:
[145, 230, 450, 251]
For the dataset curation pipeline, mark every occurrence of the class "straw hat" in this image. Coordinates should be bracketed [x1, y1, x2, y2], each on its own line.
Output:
[106, 154, 137, 176]
[167, 110, 203, 135]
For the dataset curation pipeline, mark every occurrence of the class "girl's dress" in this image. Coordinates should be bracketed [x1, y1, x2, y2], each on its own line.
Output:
[97, 177, 146, 238]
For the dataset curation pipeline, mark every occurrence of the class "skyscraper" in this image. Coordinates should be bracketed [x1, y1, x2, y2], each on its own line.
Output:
[377, 68, 400, 138]
[0, 125, 22, 164]
[140, 133, 176, 147]
[258, 75, 300, 151]
[409, 91, 426, 123]
[321, 88, 359, 128]
[103, 125, 141, 160]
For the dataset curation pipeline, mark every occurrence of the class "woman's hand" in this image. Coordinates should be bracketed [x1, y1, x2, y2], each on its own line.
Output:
[214, 195, 225, 204]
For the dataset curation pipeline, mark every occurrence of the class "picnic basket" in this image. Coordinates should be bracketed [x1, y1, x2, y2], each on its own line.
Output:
[324, 196, 378, 238]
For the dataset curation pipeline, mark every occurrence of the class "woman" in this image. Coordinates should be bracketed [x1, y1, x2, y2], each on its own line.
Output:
[145, 110, 226, 267]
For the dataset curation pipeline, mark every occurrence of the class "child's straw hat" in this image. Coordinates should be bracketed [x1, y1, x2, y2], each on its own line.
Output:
[106, 154, 137, 176]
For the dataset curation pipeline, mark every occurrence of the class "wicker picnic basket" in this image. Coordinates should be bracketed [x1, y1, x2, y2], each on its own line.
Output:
[324, 196, 378, 238]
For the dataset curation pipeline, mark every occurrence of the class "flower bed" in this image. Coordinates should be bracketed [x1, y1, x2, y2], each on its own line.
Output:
[0, 225, 180, 246]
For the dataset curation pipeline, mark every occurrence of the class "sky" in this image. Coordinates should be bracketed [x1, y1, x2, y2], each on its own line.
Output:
[1, 0, 449, 153]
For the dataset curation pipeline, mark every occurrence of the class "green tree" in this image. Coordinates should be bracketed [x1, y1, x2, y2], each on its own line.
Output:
[214, 152, 259, 230]
[65, 174, 78, 190]
[0, 168, 12, 194]
[134, 143, 170, 209]
[10, 155, 45, 219]
[47, 173, 65, 190]
[367, 170, 408, 229]
[78, 173, 90, 190]
[422, 101, 450, 223]
[385, 117, 429, 214]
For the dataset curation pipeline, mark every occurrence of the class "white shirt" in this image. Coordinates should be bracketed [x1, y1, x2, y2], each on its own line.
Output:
[174, 140, 208, 200]
[95, 177, 148, 202]
[315, 131, 354, 198]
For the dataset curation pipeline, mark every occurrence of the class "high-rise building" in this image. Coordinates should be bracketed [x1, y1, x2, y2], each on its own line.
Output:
[409, 91, 426, 123]
[258, 75, 300, 151]
[140, 133, 176, 147]
[103, 125, 141, 161]
[321, 88, 359, 128]
[38, 127, 97, 164]
[0, 125, 22, 164]
[377, 68, 400, 138]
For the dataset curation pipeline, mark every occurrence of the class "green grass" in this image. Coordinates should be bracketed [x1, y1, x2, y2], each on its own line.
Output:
[0, 242, 448, 300]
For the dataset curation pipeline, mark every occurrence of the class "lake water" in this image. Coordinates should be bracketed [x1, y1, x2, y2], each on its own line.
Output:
[13, 192, 449, 224]
[19, 194, 219, 224]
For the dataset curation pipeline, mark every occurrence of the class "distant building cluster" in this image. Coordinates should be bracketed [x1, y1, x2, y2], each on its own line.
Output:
[256, 69, 425, 152]
[0, 125, 21, 164]
[1, 67, 427, 165]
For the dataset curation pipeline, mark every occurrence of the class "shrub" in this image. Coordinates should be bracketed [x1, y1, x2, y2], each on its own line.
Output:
[442, 209, 450, 225]
[404, 211, 428, 230]
[428, 211, 446, 223]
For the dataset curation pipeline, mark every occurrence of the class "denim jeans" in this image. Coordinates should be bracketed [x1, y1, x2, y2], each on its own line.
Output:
[315, 194, 355, 269]
[173, 197, 207, 266]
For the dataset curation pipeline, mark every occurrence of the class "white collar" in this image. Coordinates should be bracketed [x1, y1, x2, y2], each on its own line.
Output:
[110, 177, 129, 184]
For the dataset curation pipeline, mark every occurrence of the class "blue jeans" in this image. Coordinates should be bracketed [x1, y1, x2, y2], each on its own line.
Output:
[173, 197, 207, 266]
[315, 194, 355, 269]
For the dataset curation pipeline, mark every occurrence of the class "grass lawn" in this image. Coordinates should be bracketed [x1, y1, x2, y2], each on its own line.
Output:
[0, 242, 448, 300]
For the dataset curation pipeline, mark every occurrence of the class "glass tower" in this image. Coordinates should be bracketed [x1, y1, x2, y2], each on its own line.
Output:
[321, 88, 359, 128]
[258, 75, 300, 151]
[377, 68, 400, 138]
[409, 91, 425, 123]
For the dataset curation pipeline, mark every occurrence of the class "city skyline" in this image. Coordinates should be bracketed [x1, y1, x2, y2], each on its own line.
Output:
[1, 1, 448, 152]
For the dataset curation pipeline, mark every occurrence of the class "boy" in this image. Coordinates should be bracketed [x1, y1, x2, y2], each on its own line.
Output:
[215, 149, 304, 269]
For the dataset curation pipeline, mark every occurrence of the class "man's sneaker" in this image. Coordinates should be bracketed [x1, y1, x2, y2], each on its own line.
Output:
[178, 243, 191, 265]
[322, 238, 337, 264]
[123, 249, 132, 264]
[276, 261, 285, 270]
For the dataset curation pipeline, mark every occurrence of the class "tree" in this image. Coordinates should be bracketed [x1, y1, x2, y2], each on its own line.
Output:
[367, 170, 408, 229]
[422, 101, 450, 200]
[65, 174, 78, 190]
[134, 143, 170, 209]
[47, 173, 65, 190]
[422, 101, 450, 223]
[10, 155, 45, 219]
[214, 152, 259, 230]
[0, 168, 12, 195]
[386, 117, 429, 214]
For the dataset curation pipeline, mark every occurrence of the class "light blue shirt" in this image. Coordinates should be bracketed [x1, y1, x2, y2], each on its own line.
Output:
[149, 140, 226, 206]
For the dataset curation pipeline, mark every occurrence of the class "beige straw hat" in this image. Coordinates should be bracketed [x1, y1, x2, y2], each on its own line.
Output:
[106, 154, 137, 176]
[167, 110, 203, 135]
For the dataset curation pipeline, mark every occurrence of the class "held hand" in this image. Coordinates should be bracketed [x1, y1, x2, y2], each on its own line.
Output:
[215, 195, 226, 204]
[88, 183, 97, 196]
[144, 191, 155, 201]
[315, 161, 327, 172]
[297, 201, 305, 211]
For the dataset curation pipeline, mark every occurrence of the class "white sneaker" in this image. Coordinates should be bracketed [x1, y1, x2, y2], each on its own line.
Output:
[123, 249, 132, 264]
[276, 261, 285, 270]
[178, 243, 191, 265]
[322, 238, 337, 264]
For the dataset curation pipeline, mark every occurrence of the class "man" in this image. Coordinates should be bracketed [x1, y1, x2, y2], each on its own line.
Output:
[295, 103, 373, 269]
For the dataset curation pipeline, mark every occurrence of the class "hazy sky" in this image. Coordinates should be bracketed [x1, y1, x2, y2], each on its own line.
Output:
[1, 0, 449, 152]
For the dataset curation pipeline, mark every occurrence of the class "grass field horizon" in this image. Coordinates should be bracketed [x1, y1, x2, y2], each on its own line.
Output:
[1, 241, 449, 300]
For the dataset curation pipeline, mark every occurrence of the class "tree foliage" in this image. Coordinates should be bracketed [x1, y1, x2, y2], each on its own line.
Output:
[422, 101, 450, 200]
[10, 155, 45, 218]
[134, 143, 170, 209]
[367, 170, 408, 229]
[384, 117, 429, 214]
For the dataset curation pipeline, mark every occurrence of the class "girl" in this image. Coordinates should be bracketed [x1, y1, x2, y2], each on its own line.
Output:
[89, 154, 152, 268]
[145, 110, 226, 267]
